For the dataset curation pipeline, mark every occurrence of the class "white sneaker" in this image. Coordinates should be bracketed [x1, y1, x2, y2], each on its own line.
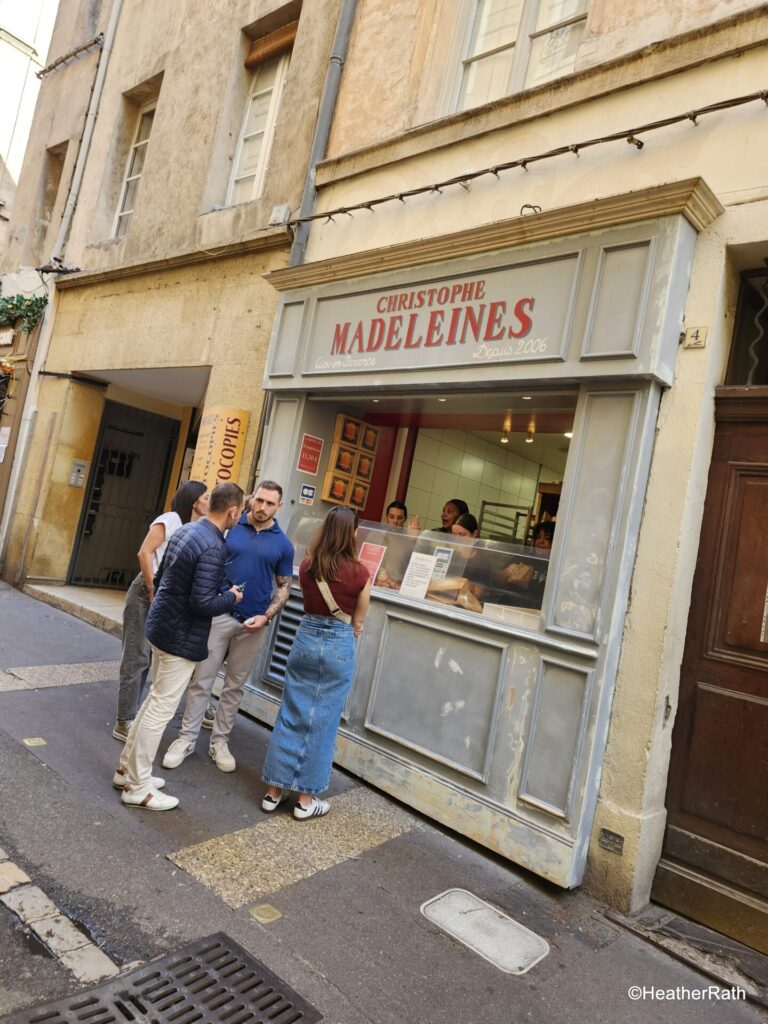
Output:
[293, 797, 330, 820]
[162, 739, 195, 769]
[120, 786, 178, 811]
[112, 767, 165, 791]
[261, 791, 286, 813]
[209, 741, 236, 773]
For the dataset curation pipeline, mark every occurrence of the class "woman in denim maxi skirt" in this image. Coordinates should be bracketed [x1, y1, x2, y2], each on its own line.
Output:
[261, 506, 371, 820]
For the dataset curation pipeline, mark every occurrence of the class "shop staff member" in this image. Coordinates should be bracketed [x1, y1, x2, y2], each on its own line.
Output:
[115, 483, 245, 811]
[162, 481, 294, 774]
[435, 498, 469, 532]
[384, 501, 407, 527]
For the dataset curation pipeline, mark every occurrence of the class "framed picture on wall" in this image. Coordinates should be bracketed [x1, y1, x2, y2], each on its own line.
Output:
[348, 479, 370, 510]
[321, 471, 351, 504]
[359, 423, 379, 453]
[354, 451, 375, 481]
[334, 414, 363, 447]
[330, 443, 357, 476]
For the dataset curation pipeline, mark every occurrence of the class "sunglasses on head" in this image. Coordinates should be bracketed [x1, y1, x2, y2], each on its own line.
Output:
[341, 506, 360, 527]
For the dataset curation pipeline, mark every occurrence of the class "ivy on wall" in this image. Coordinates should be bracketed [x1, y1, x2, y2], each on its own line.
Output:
[0, 292, 48, 333]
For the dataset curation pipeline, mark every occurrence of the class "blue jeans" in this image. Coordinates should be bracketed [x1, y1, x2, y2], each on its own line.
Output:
[262, 615, 357, 795]
[116, 573, 151, 722]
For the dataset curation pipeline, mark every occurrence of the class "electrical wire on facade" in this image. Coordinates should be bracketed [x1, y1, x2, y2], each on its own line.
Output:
[289, 88, 768, 226]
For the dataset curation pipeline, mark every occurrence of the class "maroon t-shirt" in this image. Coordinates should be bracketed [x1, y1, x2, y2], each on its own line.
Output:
[300, 557, 369, 617]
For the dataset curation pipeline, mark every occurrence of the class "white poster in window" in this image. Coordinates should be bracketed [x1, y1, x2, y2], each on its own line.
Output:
[431, 546, 454, 582]
[399, 552, 438, 600]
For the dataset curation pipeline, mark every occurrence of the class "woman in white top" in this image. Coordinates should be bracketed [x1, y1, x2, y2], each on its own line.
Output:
[113, 480, 208, 740]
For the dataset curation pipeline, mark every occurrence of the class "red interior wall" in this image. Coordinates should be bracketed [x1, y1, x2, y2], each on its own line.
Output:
[360, 424, 397, 522]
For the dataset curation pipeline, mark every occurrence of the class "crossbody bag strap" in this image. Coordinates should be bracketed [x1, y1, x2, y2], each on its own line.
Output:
[315, 578, 352, 624]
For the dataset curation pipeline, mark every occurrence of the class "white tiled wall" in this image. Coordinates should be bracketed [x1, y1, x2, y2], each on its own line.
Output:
[405, 429, 562, 530]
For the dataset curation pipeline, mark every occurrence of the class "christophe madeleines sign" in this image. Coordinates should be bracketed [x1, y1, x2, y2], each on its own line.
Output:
[304, 253, 581, 375]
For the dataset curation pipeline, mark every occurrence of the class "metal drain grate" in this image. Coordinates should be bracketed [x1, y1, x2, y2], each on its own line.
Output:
[2, 933, 322, 1024]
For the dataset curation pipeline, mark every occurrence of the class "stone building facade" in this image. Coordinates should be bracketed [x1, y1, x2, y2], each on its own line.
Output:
[2, 0, 767, 948]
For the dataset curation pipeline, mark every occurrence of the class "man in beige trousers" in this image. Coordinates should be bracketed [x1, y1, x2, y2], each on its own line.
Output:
[162, 480, 295, 774]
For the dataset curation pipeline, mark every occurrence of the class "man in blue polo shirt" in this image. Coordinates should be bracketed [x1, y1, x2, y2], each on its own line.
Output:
[162, 480, 294, 774]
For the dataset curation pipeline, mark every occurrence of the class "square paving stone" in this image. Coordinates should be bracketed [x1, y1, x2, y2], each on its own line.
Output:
[0, 862, 31, 892]
[1, 884, 59, 923]
[58, 943, 120, 983]
[30, 914, 91, 955]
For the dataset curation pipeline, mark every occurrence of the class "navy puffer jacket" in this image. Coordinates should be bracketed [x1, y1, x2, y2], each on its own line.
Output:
[146, 519, 236, 661]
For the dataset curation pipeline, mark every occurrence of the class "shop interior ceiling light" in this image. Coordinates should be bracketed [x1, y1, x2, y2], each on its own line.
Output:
[525, 430, 534, 444]
[500, 432, 509, 444]
[564, 431, 573, 438]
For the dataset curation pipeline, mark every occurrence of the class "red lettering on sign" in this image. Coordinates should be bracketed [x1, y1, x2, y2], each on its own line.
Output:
[332, 322, 350, 355]
[367, 318, 385, 352]
[483, 300, 506, 341]
[385, 315, 403, 350]
[424, 308, 445, 347]
[404, 313, 422, 349]
[509, 297, 534, 338]
[325, 278, 537, 359]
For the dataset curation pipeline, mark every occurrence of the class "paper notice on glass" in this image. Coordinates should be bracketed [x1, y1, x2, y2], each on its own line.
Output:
[399, 552, 438, 599]
[359, 541, 387, 581]
[432, 546, 454, 581]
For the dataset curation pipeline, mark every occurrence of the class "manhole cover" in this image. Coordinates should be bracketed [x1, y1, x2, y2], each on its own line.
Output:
[2, 933, 322, 1024]
[421, 888, 549, 974]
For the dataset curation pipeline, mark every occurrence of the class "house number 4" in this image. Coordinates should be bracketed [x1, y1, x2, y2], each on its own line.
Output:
[682, 326, 708, 349]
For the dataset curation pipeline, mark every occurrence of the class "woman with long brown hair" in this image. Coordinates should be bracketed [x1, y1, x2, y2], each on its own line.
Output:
[261, 506, 371, 819]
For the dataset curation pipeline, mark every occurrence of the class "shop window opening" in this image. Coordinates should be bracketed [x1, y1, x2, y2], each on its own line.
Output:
[285, 389, 576, 633]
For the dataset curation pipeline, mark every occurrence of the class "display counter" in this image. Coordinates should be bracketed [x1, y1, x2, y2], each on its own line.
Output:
[287, 511, 551, 629]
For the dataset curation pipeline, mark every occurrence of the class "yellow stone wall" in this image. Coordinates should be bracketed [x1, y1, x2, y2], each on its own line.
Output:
[4, 247, 286, 582]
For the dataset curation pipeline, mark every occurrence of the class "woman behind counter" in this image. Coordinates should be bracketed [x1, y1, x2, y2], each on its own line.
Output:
[261, 506, 371, 820]
[435, 498, 469, 532]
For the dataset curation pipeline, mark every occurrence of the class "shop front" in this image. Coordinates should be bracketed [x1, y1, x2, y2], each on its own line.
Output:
[244, 189, 718, 888]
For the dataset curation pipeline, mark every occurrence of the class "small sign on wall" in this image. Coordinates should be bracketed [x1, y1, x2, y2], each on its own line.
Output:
[296, 433, 324, 475]
[682, 327, 708, 349]
[190, 406, 250, 489]
[299, 484, 316, 505]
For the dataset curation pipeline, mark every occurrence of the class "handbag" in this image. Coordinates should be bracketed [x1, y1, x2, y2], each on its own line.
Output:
[314, 578, 352, 624]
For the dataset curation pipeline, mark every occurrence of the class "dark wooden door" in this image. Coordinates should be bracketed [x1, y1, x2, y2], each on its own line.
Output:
[69, 401, 179, 588]
[653, 389, 768, 954]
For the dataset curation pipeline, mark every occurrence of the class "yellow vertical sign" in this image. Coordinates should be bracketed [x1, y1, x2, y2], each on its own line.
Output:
[190, 406, 250, 489]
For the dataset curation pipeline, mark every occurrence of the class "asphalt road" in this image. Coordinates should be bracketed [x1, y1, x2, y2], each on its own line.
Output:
[0, 580, 765, 1024]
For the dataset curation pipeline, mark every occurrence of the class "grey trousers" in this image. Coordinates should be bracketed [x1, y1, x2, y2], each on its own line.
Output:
[116, 573, 151, 722]
[178, 614, 269, 746]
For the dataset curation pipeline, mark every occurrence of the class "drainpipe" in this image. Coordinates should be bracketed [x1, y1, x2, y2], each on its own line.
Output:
[288, 0, 358, 268]
[0, 0, 123, 571]
[247, 0, 357, 490]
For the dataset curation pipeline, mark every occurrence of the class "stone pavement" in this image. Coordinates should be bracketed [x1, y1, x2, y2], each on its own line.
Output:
[0, 580, 765, 1023]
